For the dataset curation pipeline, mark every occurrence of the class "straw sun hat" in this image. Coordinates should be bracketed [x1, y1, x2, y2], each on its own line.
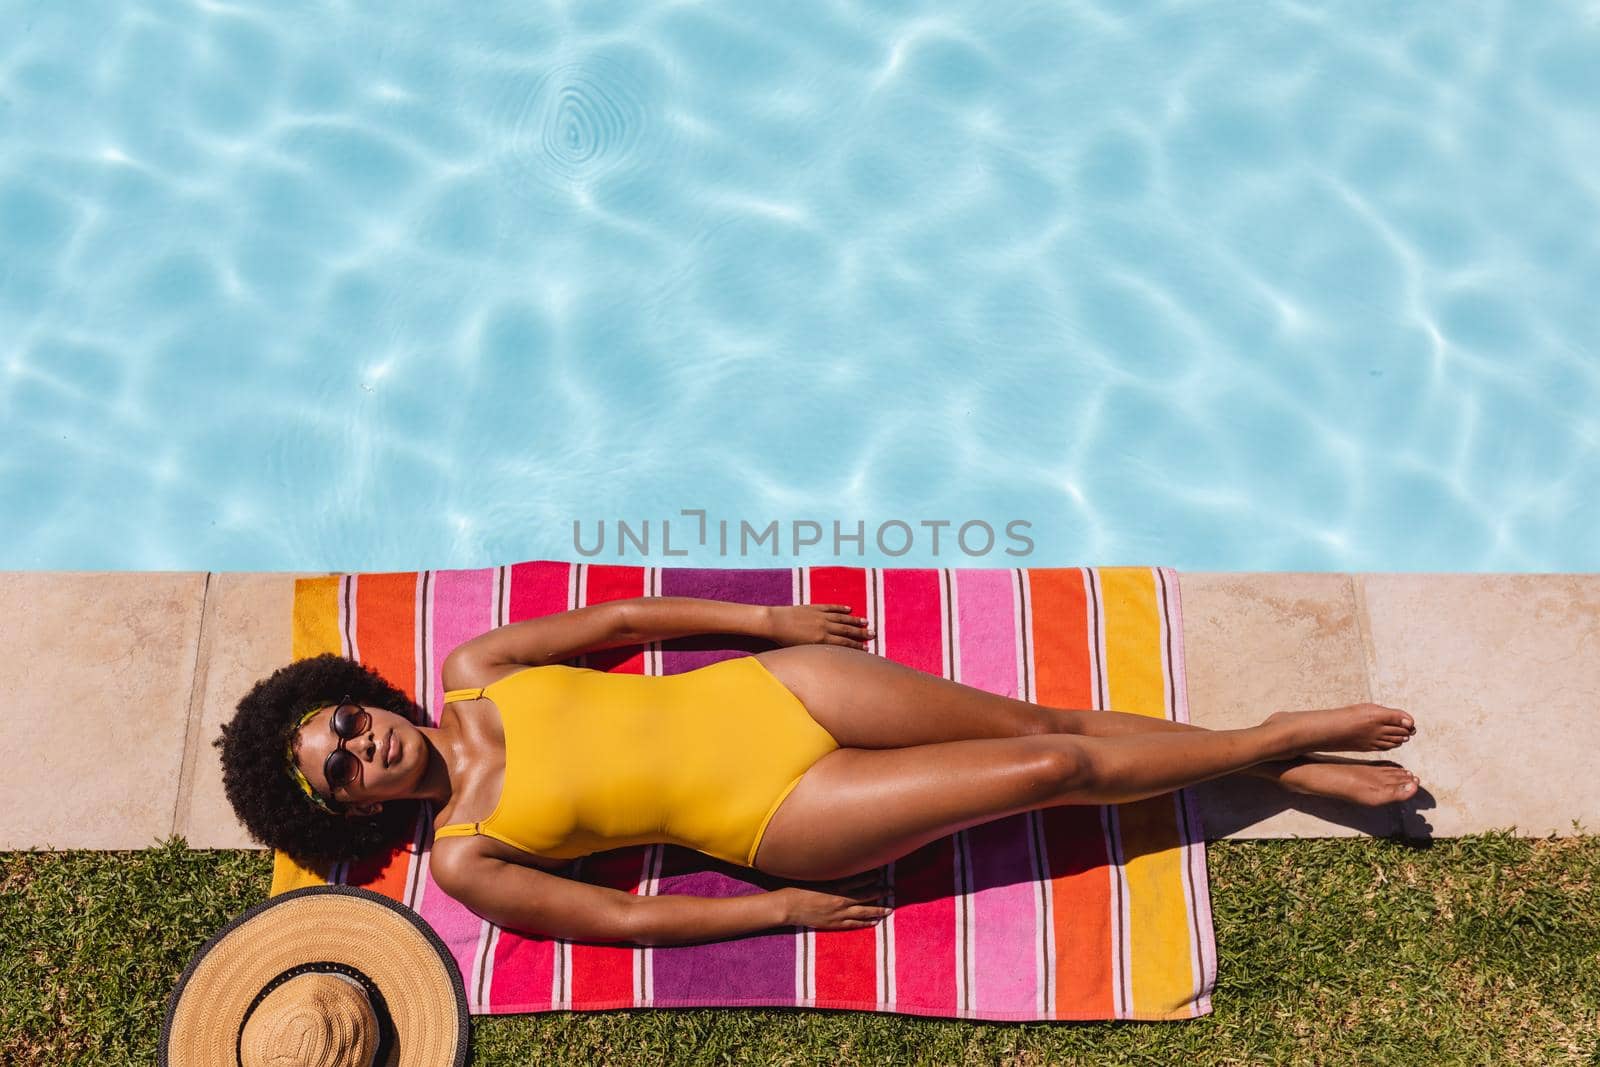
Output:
[160, 885, 469, 1067]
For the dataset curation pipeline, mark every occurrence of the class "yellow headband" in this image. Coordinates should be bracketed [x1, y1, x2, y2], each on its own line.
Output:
[285, 704, 339, 814]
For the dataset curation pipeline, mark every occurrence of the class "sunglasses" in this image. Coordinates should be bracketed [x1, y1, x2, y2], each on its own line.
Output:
[320, 697, 373, 797]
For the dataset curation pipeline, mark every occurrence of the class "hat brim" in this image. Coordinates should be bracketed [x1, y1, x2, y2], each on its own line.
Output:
[160, 885, 468, 1067]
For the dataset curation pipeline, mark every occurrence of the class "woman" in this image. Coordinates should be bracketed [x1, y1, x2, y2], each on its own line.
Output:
[218, 596, 1420, 947]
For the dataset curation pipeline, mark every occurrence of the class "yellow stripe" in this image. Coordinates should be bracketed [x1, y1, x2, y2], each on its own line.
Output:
[269, 576, 344, 896]
[1099, 567, 1194, 1018]
[292, 574, 343, 661]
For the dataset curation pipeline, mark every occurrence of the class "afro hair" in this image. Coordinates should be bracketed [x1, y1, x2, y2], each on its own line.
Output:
[215, 652, 425, 866]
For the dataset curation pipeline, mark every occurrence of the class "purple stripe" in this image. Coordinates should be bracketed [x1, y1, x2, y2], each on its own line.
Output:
[657, 567, 795, 673]
[645, 568, 799, 1000]
[647, 852, 799, 1001]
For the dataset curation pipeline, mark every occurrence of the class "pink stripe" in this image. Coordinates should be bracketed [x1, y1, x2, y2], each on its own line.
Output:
[953, 569, 1021, 698]
[417, 567, 498, 990]
[952, 570, 1038, 1015]
[965, 814, 1043, 1016]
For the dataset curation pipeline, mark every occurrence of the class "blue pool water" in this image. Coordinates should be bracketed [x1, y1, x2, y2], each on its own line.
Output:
[2, 1, 1597, 572]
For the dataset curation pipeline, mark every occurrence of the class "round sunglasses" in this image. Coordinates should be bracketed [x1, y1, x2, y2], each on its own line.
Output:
[320, 697, 373, 799]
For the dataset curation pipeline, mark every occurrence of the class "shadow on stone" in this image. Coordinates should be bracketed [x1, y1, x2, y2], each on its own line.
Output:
[1192, 761, 1438, 842]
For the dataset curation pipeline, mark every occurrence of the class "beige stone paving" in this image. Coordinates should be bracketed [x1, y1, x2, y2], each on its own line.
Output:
[1357, 573, 1600, 839]
[0, 572, 206, 849]
[175, 572, 313, 849]
[1177, 572, 1399, 840]
[3, 570, 1594, 851]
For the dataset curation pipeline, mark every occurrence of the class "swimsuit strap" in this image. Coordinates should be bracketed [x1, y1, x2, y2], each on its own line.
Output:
[435, 680, 507, 839]
[436, 669, 534, 843]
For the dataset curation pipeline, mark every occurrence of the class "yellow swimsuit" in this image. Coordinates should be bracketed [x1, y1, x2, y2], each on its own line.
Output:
[433, 656, 840, 869]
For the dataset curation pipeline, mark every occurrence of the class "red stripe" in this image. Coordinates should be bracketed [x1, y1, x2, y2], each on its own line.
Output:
[566, 851, 645, 1006]
[580, 565, 648, 674]
[801, 566, 881, 1005]
[879, 569, 945, 676]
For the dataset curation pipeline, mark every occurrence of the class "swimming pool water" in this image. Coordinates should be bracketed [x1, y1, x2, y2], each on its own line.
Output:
[2, 1, 1597, 571]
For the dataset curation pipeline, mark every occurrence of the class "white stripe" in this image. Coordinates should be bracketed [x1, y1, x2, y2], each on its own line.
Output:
[552, 940, 564, 1010]
[482, 927, 502, 1008]
[412, 571, 437, 914]
[409, 572, 435, 915]
[1028, 809, 1051, 1018]
[635, 584, 663, 1009]
[951, 828, 967, 1016]
[872, 567, 885, 659]
[332, 575, 354, 891]
[652, 566, 663, 675]
[345, 575, 360, 662]
[1156, 569, 1204, 1007]
[1100, 805, 1128, 1017]
[468, 921, 493, 1012]
[882, 857, 897, 1010]
[634, 846, 654, 1006]
[563, 904, 575, 1008]
[791, 566, 809, 1006]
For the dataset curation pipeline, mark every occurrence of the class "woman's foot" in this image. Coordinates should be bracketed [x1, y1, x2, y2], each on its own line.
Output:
[1269, 756, 1421, 806]
[1264, 703, 1417, 755]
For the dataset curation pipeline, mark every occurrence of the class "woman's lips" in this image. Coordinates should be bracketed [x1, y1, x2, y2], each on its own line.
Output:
[385, 730, 397, 768]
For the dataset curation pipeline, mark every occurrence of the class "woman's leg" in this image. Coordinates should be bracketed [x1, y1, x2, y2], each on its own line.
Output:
[755, 645, 1420, 805]
[1054, 708, 1422, 805]
[751, 704, 1408, 880]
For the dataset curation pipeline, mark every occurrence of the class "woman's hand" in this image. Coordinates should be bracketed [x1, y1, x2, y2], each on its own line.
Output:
[776, 871, 893, 931]
[766, 604, 875, 650]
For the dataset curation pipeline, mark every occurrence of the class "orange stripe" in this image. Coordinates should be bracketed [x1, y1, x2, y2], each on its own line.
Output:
[342, 571, 421, 900]
[1027, 569, 1113, 1018]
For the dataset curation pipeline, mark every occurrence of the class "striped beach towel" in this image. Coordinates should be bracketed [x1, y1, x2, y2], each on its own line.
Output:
[270, 562, 1215, 1021]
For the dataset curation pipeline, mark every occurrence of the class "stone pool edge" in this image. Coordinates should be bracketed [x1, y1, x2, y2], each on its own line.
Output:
[1, 570, 1594, 850]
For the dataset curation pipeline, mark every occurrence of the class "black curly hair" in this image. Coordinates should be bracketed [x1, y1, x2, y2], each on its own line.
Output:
[215, 652, 426, 866]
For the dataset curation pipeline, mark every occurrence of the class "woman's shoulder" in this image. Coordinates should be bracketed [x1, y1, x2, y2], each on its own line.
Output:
[440, 653, 536, 695]
[428, 823, 572, 877]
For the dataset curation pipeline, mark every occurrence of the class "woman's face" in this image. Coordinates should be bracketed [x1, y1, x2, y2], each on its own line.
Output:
[291, 703, 426, 814]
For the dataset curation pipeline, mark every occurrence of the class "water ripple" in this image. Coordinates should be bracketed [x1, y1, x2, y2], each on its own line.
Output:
[496, 49, 670, 206]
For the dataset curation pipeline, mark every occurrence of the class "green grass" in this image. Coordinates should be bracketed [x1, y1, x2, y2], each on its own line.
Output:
[3, 833, 1597, 1065]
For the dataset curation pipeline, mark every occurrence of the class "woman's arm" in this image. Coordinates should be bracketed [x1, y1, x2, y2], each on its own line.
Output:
[621, 597, 873, 650]
[614, 597, 774, 646]
[444, 596, 871, 678]
[432, 850, 791, 947]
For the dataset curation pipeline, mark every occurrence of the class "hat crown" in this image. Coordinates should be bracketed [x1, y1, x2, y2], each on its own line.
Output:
[240, 972, 376, 1067]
